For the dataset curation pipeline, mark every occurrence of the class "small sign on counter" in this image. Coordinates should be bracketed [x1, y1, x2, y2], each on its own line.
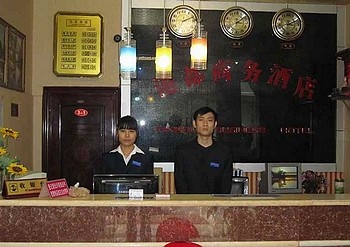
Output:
[2, 178, 47, 199]
[39, 178, 69, 198]
[129, 189, 144, 199]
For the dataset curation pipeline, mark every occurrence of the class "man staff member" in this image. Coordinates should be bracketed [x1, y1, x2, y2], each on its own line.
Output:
[175, 106, 233, 194]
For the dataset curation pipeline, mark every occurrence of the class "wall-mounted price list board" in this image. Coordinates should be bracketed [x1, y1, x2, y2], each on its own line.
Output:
[53, 12, 103, 77]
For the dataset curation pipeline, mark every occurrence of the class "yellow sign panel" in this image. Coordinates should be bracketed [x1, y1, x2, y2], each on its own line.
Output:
[2, 178, 47, 198]
[54, 12, 103, 77]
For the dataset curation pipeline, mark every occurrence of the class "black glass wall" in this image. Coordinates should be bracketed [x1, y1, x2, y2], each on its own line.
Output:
[130, 8, 337, 163]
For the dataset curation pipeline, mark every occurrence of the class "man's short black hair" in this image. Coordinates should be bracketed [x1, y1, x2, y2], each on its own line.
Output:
[118, 115, 138, 131]
[193, 106, 218, 121]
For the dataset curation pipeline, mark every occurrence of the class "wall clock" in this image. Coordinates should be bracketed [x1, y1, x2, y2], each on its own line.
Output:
[167, 5, 198, 38]
[220, 6, 254, 39]
[272, 8, 305, 41]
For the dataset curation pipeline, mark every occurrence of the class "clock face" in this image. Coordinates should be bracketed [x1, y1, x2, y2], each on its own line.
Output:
[272, 8, 305, 41]
[220, 6, 253, 39]
[167, 5, 198, 38]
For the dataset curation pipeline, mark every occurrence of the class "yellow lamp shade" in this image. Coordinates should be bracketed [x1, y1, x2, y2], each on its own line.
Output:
[155, 39, 172, 79]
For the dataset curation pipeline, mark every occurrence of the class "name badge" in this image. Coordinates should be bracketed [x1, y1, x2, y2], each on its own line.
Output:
[210, 162, 220, 168]
[132, 161, 142, 167]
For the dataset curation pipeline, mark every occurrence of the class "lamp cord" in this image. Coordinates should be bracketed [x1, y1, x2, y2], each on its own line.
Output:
[128, 0, 132, 27]
[197, 0, 202, 36]
[163, 0, 166, 28]
[198, 0, 201, 20]
[162, 0, 166, 44]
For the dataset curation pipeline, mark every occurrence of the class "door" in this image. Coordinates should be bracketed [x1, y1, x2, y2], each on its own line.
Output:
[42, 87, 120, 191]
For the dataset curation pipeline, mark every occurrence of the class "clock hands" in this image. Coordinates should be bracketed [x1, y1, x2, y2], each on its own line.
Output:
[234, 16, 246, 24]
[181, 16, 195, 23]
[229, 16, 246, 29]
[284, 18, 299, 27]
[230, 16, 248, 29]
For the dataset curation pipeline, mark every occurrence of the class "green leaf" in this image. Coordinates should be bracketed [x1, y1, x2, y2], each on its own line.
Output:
[0, 155, 18, 170]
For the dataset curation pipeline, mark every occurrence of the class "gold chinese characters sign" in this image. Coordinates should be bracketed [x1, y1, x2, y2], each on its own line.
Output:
[54, 12, 103, 77]
[2, 178, 47, 199]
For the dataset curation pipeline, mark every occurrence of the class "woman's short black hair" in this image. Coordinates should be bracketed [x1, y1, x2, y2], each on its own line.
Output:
[193, 106, 218, 121]
[118, 116, 138, 131]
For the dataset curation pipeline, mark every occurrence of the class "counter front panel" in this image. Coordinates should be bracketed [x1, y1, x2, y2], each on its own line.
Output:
[0, 194, 350, 243]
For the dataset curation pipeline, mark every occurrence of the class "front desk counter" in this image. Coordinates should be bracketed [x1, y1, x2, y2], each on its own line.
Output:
[1, 194, 350, 247]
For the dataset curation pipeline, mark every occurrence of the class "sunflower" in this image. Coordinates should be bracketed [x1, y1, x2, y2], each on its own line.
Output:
[0, 127, 19, 139]
[0, 147, 7, 156]
[6, 163, 28, 175]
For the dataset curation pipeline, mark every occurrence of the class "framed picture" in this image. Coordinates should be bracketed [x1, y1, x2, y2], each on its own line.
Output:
[0, 18, 7, 86]
[259, 163, 303, 194]
[0, 17, 26, 92]
[7, 26, 25, 91]
[266, 163, 303, 194]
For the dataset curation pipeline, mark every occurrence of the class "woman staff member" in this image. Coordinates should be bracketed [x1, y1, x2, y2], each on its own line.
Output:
[101, 115, 154, 174]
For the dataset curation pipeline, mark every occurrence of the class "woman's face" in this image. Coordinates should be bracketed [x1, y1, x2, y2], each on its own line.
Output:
[118, 129, 137, 147]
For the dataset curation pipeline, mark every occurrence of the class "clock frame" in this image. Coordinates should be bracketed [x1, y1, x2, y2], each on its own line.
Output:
[272, 8, 305, 41]
[167, 5, 199, 39]
[220, 6, 254, 40]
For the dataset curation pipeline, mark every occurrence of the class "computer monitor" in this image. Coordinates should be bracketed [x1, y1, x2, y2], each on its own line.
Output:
[93, 174, 159, 194]
[230, 176, 249, 194]
[259, 163, 302, 194]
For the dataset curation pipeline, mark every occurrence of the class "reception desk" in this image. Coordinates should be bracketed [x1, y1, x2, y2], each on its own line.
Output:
[1, 194, 350, 247]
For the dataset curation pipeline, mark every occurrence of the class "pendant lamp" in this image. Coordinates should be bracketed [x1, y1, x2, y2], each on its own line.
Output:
[120, 0, 136, 79]
[156, 27, 172, 79]
[120, 27, 136, 79]
[190, 0, 207, 70]
[155, 0, 172, 79]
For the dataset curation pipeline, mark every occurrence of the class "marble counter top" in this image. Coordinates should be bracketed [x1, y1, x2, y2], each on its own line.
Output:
[1, 193, 350, 207]
[1, 193, 350, 244]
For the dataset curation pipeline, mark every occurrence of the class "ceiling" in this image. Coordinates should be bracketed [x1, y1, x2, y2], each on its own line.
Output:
[202, 0, 350, 5]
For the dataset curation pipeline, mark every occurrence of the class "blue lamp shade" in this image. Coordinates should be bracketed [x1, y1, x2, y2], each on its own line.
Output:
[120, 39, 136, 79]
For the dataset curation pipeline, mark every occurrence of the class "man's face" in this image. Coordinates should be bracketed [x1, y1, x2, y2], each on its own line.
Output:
[192, 112, 217, 137]
[117, 129, 137, 147]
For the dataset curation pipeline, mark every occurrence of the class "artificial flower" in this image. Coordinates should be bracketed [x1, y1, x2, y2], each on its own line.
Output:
[0, 127, 27, 179]
[301, 170, 326, 194]
[0, 127, 19, 139]
[7, 163, 28, 175]
[0, 147, 7, 156]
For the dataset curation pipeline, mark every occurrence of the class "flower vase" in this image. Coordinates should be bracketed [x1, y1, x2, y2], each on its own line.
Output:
[0, 169, 5, 194]
[4, 173, 15, 181]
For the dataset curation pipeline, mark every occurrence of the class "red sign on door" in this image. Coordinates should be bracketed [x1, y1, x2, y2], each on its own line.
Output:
[74, 108, 88, 117]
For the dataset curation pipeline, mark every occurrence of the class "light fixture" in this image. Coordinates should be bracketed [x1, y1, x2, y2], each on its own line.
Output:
[155, 0, 172, 79]
[120, 27, 136, 79]
[120, 0, 136, 79]
[190, 0, 207, 70]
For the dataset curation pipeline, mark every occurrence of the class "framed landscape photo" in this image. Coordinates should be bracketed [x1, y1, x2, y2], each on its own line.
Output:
[0, 18, 7, 86]
[6, 26, 25, 91]
[267, 163, 303, 194]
